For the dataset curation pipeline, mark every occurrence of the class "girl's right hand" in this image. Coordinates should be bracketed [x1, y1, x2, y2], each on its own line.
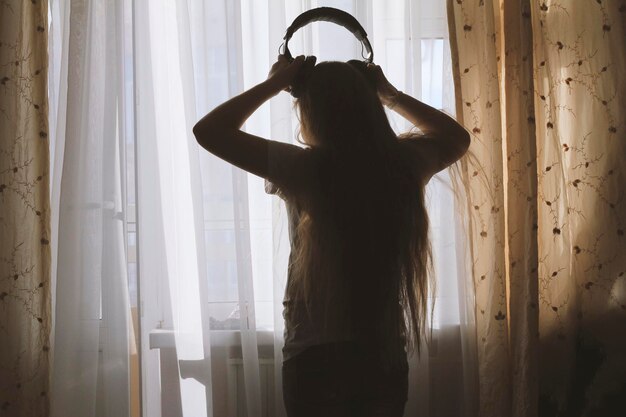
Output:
[267, 55, 306, 92]
[366, 64, 400, 106]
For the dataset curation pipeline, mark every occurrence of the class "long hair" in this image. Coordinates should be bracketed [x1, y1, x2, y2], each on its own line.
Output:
[289, 61, 434, 369]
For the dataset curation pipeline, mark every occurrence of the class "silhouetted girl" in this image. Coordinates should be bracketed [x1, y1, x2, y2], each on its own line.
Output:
[193, 54, 470, 417]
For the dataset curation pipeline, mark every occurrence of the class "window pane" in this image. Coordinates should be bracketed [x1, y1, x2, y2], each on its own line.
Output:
[421, 38, 444, 109]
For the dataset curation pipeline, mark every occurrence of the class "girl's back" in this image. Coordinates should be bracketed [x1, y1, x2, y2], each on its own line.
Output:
[265, 133, 429, 369]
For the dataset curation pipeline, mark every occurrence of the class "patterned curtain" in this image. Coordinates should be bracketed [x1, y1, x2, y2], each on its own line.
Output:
[0, 1, 52, 417]
[447, 0, 626, 416]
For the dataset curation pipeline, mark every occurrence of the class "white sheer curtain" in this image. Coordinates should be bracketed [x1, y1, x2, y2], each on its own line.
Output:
[49, 0, 477, 416]
[48, 0, 132, 416]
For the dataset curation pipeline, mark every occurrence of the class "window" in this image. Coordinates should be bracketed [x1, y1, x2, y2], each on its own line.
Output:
[91, 0, 457, 415]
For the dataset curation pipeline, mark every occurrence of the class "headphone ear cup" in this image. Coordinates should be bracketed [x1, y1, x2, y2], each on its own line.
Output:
[347, 59, 377, 91]
[305, 55, 317, 67]
[290, 55, 317, 98]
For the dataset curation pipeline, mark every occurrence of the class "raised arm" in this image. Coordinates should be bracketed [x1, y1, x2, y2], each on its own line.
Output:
[367, 64, 470, 175]
[192, 55, 306, 178]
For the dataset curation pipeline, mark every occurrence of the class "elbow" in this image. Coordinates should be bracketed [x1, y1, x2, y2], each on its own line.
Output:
[193, 122, 230, 154]
[444, 127, 471, 156]
[192, 122, 204, 143]
[446, 129, 471, 165]
[193, 122, 214, 150]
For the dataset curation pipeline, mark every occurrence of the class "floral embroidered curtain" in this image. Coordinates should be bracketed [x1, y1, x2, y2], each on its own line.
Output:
[0, 1, 52, 416]
[447, 0, 626, 415]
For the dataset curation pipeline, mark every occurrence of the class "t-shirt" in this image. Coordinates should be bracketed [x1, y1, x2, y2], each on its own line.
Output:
[264, 140, 354, 362]
[263, 138, 425, 362]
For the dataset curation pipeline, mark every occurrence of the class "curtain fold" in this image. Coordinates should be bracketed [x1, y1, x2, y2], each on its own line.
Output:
[49, 0, 131, 416]
[531, 1, 626, 414]
[0, 1, 52, 416]
[447, 1, 512, 414]
[501, 1, 539, 415]
[447, 0, 626, 415]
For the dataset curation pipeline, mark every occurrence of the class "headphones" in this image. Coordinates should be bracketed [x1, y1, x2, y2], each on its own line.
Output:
[279, 7, 376, 97]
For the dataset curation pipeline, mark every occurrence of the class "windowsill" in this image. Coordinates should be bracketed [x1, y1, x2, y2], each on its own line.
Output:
[148, 324, 465, 355]
[148, 328, 276, 350]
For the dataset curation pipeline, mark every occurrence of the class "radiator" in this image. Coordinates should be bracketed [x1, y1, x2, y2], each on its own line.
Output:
[226, 358, 276, 417]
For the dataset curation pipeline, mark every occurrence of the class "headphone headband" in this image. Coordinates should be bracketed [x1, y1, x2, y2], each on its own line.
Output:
[282, 7, 373, 63]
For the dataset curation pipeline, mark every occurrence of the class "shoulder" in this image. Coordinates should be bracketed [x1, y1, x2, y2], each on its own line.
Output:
[267, 139, 313, 164]
[397, 135, 437, 186]
[265, 140, 320, 200]
[399, 128, 470, 180]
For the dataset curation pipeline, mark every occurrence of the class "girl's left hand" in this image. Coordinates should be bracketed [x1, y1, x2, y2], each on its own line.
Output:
[267, 54, 305, 91]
